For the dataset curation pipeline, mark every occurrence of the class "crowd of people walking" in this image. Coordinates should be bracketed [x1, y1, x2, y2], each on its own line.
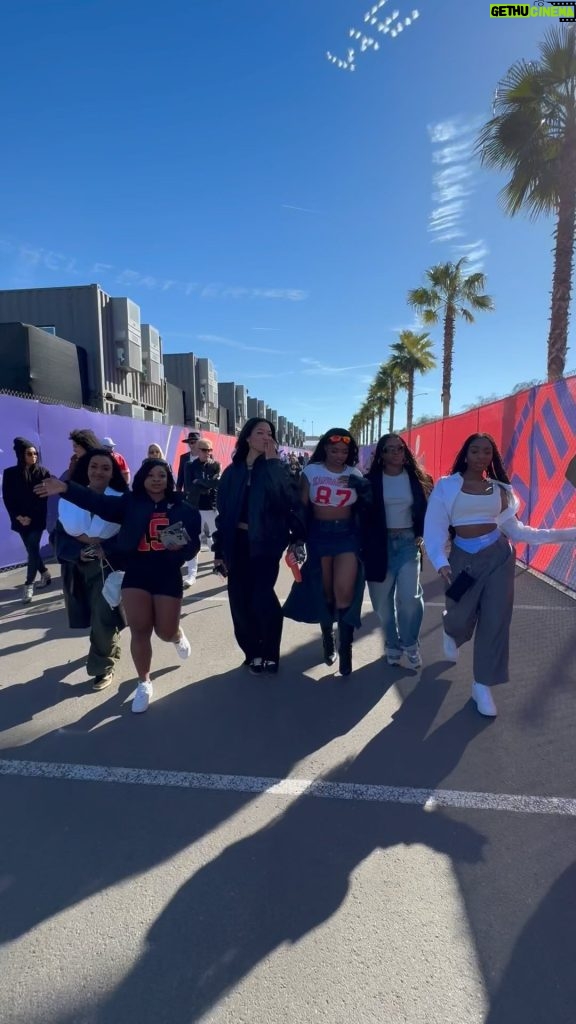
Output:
[3, 417, 575, 718]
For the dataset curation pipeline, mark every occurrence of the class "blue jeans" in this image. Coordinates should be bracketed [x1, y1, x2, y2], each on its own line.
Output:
[367, 532, 423, 652]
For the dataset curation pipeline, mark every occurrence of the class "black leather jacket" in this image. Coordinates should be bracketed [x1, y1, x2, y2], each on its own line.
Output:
[212, 456, 305, 563]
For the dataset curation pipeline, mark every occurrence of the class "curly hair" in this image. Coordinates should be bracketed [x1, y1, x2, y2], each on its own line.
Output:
[450, 433, 511, 484]
[70, 449, 129, 492]
[367, 434, 433, 494]
[69, 428, 101, 452]
[132, 458, 176, 498]
[309, 428, 359, 467]
[232, 418, 277, 463]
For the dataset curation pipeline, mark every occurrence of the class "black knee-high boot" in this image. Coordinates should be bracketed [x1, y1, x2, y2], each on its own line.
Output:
[321, 604, 337, 666]
[337, 608, 354, 677]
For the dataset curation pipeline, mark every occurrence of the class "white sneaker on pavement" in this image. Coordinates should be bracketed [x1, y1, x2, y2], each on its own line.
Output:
[385, 649, 402, 667]
[132, 681, 153, 714]
[406, 645, 422, 669]
[442, 629, 459, 662]
[174, 631, 191, 659]
[22, 584, 33, 604]
[183, 576, 196, 589]
[472, 682, 498, 717]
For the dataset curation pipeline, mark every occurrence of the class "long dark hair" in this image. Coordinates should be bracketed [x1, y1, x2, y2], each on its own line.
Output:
[368, 434, 433, 494]
[70, 449, 129, 492]
[309, 428, 359, 467]
[132, 458, 176, 498]
[451, 433, 511, 483]
[13, 438, 47, 481]
[69, 428, 101, 452]
[232, 418, 276, 463]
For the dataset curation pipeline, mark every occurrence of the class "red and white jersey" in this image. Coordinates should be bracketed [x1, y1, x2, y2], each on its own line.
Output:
[303, 463, 363, 508]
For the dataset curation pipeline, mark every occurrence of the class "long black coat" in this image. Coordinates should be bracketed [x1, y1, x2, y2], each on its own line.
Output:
[2, 464, 51, 532]
[360, 471, 429, 583]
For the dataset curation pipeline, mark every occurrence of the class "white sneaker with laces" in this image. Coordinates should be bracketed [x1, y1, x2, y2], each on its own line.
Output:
[442, 630, 459, 662]
[174, 631, 191, 659]
[472, 682, 498, 717]
[22, 584, 33, 604]
[183, 576, 196, 588]
[132, 681, 153, 714]
[386, 649, 402, 667]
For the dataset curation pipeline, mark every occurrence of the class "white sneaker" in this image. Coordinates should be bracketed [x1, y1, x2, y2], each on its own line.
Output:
[472, 682, 498, 717]
[183, 576, 196, 588]
[443, 630, 459, 662]
[406, 645, 422, 669]
[174, 631, 191, 659]
[132, 681, 153, 714]
[22, 584, 33, 604]
[386, 649, 402, 667]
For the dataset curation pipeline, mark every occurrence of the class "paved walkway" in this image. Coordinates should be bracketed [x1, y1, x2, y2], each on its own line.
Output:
[0, 552, 575, 1024]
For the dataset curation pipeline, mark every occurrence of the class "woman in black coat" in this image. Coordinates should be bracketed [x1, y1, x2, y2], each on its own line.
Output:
[36, 458, 201, 714]
[361, 434, 432, 669]
[2, 437, 52, 604]
[212, 418, 304, 675]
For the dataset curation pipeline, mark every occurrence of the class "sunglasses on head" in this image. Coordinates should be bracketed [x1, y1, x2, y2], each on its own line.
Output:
[327, 435, 351, 445]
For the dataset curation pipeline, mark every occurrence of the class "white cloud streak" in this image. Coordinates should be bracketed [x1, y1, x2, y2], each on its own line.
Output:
[300, 358, 381, 376]
[196, 333, 290, 355]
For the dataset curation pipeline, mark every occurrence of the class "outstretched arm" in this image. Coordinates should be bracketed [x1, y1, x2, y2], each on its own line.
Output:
[34, 479, 126, 524]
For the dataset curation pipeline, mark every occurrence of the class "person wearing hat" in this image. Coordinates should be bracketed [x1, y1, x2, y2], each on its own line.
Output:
[102, 437, 131, 485]
[177, 431, 202, 586]
[2, 438, 53, 603]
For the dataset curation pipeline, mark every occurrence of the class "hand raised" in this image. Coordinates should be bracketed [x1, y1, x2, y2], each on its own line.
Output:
[33, 477, 67, 498]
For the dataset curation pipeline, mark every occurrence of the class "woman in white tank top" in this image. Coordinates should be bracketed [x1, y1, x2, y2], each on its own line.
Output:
[424, 432, 576, 717]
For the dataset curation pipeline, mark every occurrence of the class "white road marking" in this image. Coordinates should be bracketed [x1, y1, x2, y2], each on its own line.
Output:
[1, 758, 574, 817]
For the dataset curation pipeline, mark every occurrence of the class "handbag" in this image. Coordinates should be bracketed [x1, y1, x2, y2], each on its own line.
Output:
[101, 567, 125, 608]
[445, 570, 476, 602]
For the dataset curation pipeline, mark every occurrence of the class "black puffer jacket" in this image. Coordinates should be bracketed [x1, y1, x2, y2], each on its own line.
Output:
[212, 457, 305, 563]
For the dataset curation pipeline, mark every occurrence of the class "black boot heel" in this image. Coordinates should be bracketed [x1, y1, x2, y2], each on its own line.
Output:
[321, 626, 337, 666]
[337, 614, 354, 677]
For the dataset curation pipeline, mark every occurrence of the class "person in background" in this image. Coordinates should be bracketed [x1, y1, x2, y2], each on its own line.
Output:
[285, 429, 370, 677]
[102, 437, 131, 485]
[2, 437, 52, 604]
[62, 429, 101, 482]
[146, 443, 165, 461]
[177, 431, 201, 586]
[424, 432, 576, 717]
[362, 434, 432, 670]
[36, 459, 201, 714]
[184, 439, 220, 551]
[55, 449, 128, 690]
[213, 418, 304, 675]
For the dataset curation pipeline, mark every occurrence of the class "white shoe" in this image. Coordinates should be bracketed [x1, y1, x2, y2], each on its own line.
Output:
[183, 576, 196, 588]
[472, 682, 498, 717]
[406, 645, 422, 669]
[132, 681, 153, 714]
[443, 630, 459, 662]
[22, 584, 33, 604]
[386, 649, 402, 667]
[174, 631, 191, 659]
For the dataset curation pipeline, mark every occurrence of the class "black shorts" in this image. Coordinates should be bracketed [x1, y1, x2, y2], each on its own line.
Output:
[122, 558, 183, 598]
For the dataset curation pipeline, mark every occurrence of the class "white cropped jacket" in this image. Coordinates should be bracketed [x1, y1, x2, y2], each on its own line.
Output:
[423, 473, 576, 572]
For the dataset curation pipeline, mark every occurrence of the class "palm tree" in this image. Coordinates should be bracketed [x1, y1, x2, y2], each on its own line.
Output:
[476, 26, 576, 380]
[408, 258, 494, 418]
[389, 330, 436, 433]
[367, 379, 389, 437]
[374, 361, 406, 433]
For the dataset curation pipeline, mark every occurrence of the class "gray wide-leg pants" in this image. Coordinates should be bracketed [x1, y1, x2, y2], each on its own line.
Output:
[444, 534, 515, 686]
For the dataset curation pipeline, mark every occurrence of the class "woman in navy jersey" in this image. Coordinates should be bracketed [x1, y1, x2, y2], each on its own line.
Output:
[285, 428, 370, 676]
[36, 459, 201, 714]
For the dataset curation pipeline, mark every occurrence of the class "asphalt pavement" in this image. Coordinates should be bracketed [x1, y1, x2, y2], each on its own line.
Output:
[0, 549, 575, 1024]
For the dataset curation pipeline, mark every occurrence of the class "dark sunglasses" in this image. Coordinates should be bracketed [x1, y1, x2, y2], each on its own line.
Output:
[327, 435, 351, 445]
[199, 448, 213, 453]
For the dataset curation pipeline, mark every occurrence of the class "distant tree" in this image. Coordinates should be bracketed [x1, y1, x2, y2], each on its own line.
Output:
[388, 330, 436, 431]
[408, 258, 494, 417]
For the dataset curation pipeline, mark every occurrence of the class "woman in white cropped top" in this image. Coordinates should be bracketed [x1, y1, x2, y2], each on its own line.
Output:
[424, 432, 576, 717]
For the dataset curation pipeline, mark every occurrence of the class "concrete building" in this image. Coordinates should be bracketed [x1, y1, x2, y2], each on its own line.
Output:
[164, 352, 221, 432]
[235, 385, 247, 428]
[217, 382, 237, 435]
[247, 397, 259, 418]
[0, 284, 165, 419]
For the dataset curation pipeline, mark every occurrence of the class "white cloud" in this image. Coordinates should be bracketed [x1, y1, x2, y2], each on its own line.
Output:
[300, 358, 381, 376]
[196, 333, 290, 355]
[426, 115, 488, 270]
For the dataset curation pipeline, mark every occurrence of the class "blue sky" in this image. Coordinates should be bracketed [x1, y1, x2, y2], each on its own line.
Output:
[0, 1, 565, 435]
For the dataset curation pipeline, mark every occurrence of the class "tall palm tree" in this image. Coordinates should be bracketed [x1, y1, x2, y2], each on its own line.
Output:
[374, 361, 406, 433]
[389, 330, 436, 433]
[367, 379, 389, 437]
[408, 258, 494, 418]
[476, 26, 576, 380]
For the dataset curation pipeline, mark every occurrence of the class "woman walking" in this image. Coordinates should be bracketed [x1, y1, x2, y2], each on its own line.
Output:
[55, 449, 128, 691]
[213, 418, 304, 675]
[2, 438, 52, 604]
[285, 429, 369, 677]
[362, 434, 432, 669]
[36, 458, 201, 713]
[424, 432, 576, 717]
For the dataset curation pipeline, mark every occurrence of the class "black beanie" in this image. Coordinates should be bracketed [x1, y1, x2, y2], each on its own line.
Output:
[13, 437, 36, 456]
